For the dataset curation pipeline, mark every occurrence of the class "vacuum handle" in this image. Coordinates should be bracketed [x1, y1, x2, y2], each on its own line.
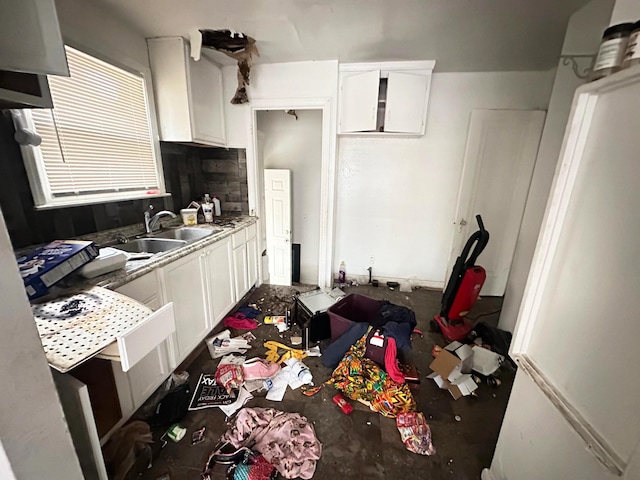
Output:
[476, 214, 486, 232]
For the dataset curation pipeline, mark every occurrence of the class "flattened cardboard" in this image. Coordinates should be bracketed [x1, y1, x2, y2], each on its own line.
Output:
[429, 343, 477, 399]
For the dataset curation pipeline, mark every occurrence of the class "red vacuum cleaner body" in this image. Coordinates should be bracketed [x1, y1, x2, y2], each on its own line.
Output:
[433, 215, 489, 342]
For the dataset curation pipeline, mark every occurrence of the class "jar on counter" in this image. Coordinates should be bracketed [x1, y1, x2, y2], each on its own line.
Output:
[590, 22, 635, 81]
[622, 21, 640, 69]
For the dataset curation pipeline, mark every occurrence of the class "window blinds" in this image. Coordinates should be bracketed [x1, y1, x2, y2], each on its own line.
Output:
[31, 46, 160, 198]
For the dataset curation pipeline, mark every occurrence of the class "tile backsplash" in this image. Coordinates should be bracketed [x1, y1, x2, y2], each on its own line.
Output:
[0, 111, 248, 249]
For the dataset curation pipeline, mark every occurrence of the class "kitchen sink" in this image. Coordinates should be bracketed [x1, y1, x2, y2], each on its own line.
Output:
[148, 227, 220, 242]
[114, 238, 187, 254]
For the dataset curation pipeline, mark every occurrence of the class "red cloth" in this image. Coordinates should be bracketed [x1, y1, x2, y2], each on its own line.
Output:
[385, 337, 405, 383]
[224, 312, 258, 330]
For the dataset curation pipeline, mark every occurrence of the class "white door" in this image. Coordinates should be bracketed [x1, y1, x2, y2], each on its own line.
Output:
[338, 70, 380, 133]
[485, 63, 640, 480]
[264, 169, 292, 285]
[448, 109, 546, 296]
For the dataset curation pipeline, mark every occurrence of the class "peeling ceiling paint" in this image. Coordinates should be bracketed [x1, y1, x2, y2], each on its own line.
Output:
[94, 0, 592, 72]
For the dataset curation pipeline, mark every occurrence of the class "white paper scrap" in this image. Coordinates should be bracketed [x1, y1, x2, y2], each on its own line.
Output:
[218, 387, 253, 417]
[265, 369, 289, 401]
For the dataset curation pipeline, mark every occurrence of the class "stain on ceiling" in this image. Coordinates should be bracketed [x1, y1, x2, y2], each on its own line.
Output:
[95, 0, 592, 72]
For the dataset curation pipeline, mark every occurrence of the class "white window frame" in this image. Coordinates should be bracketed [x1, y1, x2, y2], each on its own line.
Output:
[13, 43, 168, 210]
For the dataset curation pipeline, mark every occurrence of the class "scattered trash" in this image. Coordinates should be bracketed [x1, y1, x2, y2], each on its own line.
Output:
[487, 377, 502, 387]
[215, 363, 244, 393]
[396, 412, 436, 455]
[223, 312, 259, 330]
[165, 423, 187, 443]
[471, 345, 504, 376]
[455, 415, 462, 422]
[217, 408, 321, 479]
[264, 315, 288, 332]
[332, 393, 354, 415]
[301, 384, 323, 397]
[155, 474, 170, 480]
[206, 330, 255, 358]
[427, 341, 477, 399]
[263, 340, 307, 364]
[191, 427, 206, 446]
[305, 345, 322, 357]
[102, 421, 153, 479]
[189, 374, 239, 410]
[371, 279, 379, 287]
[386, 281, 400, 289]
[366, 421, 372, 425]
[242, 357, 281, 380]
[448, 459, 454, 465]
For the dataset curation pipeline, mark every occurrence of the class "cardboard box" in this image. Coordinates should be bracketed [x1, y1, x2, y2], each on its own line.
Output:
[428, 341, 478, 399]
[18, 240, 99, 300]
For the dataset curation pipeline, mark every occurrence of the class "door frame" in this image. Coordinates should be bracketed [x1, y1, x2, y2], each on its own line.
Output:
[246, 97, 336, 289]
[508, 68, 640, 477]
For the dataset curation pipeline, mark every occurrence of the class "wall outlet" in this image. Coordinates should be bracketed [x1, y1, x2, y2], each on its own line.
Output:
[369, 256, 375, 265]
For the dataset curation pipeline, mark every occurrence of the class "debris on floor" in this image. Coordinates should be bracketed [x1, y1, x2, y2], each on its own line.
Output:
[205, 330, 255, 358]
[214, 407, 321, 479]
[396, 412, 436, 455]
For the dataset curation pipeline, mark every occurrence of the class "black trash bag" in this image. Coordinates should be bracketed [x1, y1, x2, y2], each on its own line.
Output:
[148, 382, 191, 428]
[102, 421, 153, 480]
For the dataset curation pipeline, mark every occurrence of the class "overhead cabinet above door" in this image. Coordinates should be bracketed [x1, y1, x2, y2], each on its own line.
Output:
[338, 61, 434, 135]
[148, 36, 226, 146]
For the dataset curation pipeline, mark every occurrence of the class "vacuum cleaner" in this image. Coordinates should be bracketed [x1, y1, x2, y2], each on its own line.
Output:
[431, 215, 489, 342]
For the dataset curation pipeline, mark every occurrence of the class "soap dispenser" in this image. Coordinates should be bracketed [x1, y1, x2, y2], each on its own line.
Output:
[202, 194, 214, 223]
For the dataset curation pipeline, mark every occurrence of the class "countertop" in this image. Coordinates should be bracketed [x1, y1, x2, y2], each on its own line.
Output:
[27, 215, 257, 300]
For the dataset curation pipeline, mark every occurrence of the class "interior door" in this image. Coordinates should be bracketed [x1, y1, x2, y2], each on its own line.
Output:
[448, 109, 546, 296]
[264, 169, 292, 285]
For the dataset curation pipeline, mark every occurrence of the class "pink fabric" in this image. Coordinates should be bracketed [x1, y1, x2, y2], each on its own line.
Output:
[224, 312, 258, 330]
[221, 407, 321, 479]
[385, 337, 405, 383]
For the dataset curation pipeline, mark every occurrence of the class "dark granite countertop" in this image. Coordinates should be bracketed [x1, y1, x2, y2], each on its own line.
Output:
[25, 215, 257, 300]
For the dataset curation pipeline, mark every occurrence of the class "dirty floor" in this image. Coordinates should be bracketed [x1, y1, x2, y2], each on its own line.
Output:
[138, 284, 513, 480]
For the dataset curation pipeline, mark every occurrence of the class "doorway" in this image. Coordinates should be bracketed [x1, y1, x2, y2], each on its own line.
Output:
[257, 109, 323, 286]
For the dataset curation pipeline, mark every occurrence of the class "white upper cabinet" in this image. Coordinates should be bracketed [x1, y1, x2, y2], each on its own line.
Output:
[338, 61, 434, 135]
[0, 0, 68, 76]
[148, 36, 226, 146]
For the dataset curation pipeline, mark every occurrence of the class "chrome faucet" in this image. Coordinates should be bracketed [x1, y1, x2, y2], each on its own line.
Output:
[144, 205, 177, 234]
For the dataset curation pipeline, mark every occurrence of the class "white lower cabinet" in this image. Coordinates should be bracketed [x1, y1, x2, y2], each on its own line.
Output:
[161, 250, 210, 365]
[111, 273, 174, 418]
[233, 243, 249, 301]
[247, 234, 258, 287]
[203, 236, 236, 325]
[231, 223, 258, 301]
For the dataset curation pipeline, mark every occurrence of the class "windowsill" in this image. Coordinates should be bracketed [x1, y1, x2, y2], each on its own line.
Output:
[33, 192, 172, 210]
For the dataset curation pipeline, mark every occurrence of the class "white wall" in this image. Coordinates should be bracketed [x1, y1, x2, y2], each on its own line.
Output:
[258, 109, 323, 284]
[0, 211, 83, 479]
[488, 370, 640, 480]
[55, 0, 150, 70]
[334, 70, 555, 286]
[610, 0, 640, 23]
[499, 0, 615, 333]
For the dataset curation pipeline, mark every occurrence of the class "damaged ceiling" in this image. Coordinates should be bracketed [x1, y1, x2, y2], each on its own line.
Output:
[95, 0, 592, 72]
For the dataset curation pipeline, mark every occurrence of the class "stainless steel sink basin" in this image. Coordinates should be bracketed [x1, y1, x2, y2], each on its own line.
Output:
[114, 238, 187, 254]
[149, 227, 219, 242]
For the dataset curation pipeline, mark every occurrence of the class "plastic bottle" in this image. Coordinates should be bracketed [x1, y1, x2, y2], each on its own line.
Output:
[202, 194, 214, 223]
[212, 195, 222, 217]
[285, 358, 313, 385]
[338, 261, 346, 284]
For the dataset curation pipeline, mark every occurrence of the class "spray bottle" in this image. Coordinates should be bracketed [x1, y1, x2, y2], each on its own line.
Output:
[338, 261, 346, 285]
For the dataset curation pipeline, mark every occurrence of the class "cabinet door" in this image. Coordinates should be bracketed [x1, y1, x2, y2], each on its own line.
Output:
[338, 70, 380, 133]
[163, 252, 210, 364]
[189, 54, 226, 145]
[384, 71, 430, 134]
[205, 238, 236, 325]
[0, 0, 68, 76]
[233, 244, 248, 301]
[247, 235, 258, 288]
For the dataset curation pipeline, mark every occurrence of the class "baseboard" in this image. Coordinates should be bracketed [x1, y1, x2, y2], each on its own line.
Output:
[346, 274, 444, 291]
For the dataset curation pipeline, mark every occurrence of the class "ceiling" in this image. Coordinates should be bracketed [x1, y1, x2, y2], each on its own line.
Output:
[96, 0, 591, 72]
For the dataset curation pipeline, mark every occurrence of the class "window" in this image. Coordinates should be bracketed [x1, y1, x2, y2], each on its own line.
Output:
[16, 45, 165, 208]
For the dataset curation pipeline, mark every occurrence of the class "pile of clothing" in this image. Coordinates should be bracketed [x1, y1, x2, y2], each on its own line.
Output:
[203, 407, 321, 480]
